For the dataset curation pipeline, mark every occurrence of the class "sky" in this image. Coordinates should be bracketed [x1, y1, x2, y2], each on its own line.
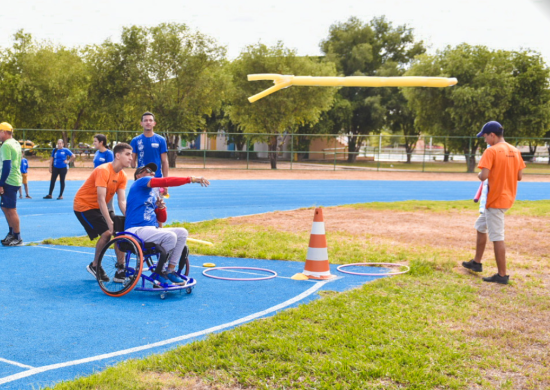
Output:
[1, 0, 550, 65]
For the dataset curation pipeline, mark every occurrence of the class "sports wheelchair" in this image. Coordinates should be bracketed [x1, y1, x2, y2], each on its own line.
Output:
[96, 218, 196, 299]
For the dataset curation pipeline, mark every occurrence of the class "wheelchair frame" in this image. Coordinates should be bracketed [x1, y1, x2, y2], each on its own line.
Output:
[96, 231, 196, 299]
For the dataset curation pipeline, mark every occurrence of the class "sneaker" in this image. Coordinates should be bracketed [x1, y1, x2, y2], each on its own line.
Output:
[43, 195, 52, 199]
[5, 238, 23, 247]
[166, 271, 186, 286]
[1, 233, 14, 245]
[114, 269, 126, 283]
[153, 272, 173, 287]
[86, 262, 110, 282]
[26, 195, 32, 199]
[482, 273, 509, 285]
[462, 259, 482, 272]
[57, 196, 63, 200]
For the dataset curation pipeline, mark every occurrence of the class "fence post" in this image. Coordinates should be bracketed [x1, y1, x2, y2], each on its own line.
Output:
[377, 134, 381, 171]
[203, 133, 206, 169]
[290, 133, 294, 170]
[468, 137, 472, 173]
[422, 136, 426, 172]
[246, 138, 250, 170]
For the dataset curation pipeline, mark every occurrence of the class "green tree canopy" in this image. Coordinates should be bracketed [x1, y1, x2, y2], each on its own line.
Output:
[320, 16, 425, 162]
[228, 42, 337, 169]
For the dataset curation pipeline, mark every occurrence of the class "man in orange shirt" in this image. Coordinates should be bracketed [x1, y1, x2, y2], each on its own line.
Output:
[73, 143, 133, 282]
[462, 121, 526, 284]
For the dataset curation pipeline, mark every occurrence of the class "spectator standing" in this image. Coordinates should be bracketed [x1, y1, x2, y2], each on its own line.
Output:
[0, 122, 24, 246]
[18, 157, 31, 199]
[44, 139, 75, 200]
[462, 121, 526, 284]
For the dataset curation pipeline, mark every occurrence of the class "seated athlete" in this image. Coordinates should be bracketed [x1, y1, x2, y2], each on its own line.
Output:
[125, 163, 209, 285]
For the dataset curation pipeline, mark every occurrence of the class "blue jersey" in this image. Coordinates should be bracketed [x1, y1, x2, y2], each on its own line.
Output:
[93, 149, 114, 168]
[125, 176, 162, 230]
[130, 133, 167, 178]
[51, 148, 73, 169]
[20, 158, 28, 174]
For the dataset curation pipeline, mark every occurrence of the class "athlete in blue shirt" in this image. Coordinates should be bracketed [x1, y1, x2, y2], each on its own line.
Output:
[125, 163, 209, 286]
[130, 112, 168, 179]
[93, 134, 114, 168]
[44, 139, 75, 200]
[18, 157, 31, 199]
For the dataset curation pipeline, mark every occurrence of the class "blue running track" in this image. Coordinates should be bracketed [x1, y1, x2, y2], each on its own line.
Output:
[0, 179, 548, 389]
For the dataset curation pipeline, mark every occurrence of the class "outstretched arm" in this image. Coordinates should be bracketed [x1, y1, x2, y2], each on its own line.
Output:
[147, 176, 210, 188]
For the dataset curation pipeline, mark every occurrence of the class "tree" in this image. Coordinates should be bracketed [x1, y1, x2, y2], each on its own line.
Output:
[86, 24, 228, 166]
[227, 43, 337, 169]
[320, 16, 425, 162]
[405, 45, 517, 172]
[0, 31, 92, 147]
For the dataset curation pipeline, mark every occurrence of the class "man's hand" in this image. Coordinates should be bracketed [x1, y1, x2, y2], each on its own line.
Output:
[192, 177, 210, 187]
[107, 218, 114, 235]
[0, 186, 4, 195]
[156, 197, 166, 209]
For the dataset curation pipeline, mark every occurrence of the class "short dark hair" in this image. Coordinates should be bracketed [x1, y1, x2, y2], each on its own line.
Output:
[113, 142, 132, 156]
[94, 134, 108, 148]
[141, 111, 155, 121]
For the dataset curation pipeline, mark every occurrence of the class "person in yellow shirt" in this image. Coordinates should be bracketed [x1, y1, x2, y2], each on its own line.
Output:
[462, 121, 526, 284]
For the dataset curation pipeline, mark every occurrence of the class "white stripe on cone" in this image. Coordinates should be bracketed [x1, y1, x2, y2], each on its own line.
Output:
[306, 247, 328, 261]
[303, 270, 332, 277]
[310, 222, 325, 235]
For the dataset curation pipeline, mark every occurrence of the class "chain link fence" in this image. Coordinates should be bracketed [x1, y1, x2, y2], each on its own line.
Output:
[13, 129, 550, 174]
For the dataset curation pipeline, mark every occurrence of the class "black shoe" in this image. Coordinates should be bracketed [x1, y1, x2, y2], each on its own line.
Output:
[43, 195, 52, 199]
[86, 262, 110, 282]
[1, 233, 14, 245]
[5, 238, 23, 247]
[462, 259, 482, 272]
[57, 196, 63, 200]
[114, 264, 126, 283]
[482, 274, 509, 285]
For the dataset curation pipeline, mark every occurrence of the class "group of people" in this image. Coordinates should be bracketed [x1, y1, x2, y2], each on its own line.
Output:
[0, 114, 526, 286]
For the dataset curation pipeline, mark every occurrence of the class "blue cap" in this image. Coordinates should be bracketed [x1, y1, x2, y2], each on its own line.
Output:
[477, 121, 503, 137]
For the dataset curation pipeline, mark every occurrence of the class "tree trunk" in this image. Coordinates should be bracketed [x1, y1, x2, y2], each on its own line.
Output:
[347, 134, 359, 163]
[443, 143, 450, 162]
[167, 134, 180, 168]
[404, 142, 416, 164]
[268, 135, 278, 169]
[235, 140, 246, 160]
[548, 146, 550, 164]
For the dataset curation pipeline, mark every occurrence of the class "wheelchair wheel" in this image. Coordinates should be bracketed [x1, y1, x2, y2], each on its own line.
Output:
[97, 235, 144, 297]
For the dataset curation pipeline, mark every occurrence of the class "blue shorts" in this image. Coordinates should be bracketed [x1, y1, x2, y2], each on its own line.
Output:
[1, 184, 21, 209]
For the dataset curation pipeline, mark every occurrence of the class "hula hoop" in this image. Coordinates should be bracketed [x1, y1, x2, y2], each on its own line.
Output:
[202, 266, 277, 281]
[337, 262, 410, 276]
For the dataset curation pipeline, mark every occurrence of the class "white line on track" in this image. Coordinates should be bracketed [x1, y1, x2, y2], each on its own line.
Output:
[0, 281, 326, 385]
[0, 358, 35, 369]
[37, 245, 95, 256]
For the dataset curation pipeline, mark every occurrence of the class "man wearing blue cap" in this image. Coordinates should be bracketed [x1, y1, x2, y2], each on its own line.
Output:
[462, 121, 525, 284]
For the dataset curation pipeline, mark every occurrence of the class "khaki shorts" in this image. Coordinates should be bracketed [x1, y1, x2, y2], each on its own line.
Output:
[475, 208, 508, 242]
[22, 173, 28, 185]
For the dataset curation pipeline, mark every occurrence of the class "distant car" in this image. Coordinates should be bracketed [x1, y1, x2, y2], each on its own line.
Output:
[77, 142, 92, 156]
[18, 140, 37, 156]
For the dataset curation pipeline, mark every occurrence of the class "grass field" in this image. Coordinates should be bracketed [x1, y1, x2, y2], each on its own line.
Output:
[43, 200, 550, 389]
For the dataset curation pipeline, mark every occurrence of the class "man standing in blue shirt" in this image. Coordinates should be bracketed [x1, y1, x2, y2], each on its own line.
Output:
[130, 112, 169, 179]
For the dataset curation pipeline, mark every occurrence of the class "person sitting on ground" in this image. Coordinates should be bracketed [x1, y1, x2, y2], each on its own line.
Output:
[124, 163, 209, 286]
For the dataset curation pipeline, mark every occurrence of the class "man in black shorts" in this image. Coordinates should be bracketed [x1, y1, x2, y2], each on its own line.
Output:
[73, 143, 133, 281]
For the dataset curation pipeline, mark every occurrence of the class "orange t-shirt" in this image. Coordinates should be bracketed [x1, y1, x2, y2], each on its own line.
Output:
[478, 142, 526, 209]
[73, 163, 128, 212]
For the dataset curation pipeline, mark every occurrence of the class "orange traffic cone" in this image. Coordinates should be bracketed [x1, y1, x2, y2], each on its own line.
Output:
[292, 208, 335, 280]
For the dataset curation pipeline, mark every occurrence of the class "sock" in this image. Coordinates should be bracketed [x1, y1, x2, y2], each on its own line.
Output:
[9, 227, 13, 235]
[14, 232, 20, 240]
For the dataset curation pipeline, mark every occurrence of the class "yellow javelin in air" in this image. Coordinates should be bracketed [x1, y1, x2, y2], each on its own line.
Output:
[247, 74, 458, 103]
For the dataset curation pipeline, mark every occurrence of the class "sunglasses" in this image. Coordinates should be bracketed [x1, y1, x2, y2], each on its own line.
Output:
[139, 167, 154, 174]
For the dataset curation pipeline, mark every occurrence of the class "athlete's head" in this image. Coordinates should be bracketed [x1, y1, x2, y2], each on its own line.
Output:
[56, 139, 64, 149]
[140, 112, 156, 133]
[0, 122, 13, 141]
[113, 142, 133, 168]
[93, 134, 108, 149]
[134, 162, 157, 180]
